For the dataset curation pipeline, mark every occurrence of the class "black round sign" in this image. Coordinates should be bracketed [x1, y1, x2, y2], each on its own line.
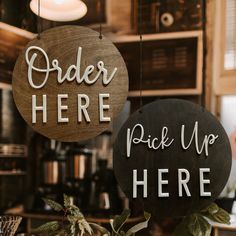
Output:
[113, 99, 232, 217]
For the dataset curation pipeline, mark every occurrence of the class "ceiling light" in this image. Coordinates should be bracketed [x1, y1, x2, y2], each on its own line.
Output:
[30, 0, 87, 22]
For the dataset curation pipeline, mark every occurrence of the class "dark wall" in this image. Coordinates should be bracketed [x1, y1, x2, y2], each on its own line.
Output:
[0, 89, 26, 144]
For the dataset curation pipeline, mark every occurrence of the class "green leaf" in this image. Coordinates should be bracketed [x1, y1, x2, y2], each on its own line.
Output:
[67, 215, 78, 224]
[201, 203, 230, 225]
[206, 208, 230, 225]
[68, 204, 83, 218]
[174, 216, 192, 236]
[79, 219, 93, 235]
[201, 203, 219, 215]
[215, 208, 231, 224]
[56, 229, 70, 236]
[79, 222, 86, 236]
[188, 214, 211, 236]
[174, 204, 230, 236]
[33, 221, 60, 233]
[89, 223, 111, 236]
[174, 214, 212, 236]
[64, 194, 71, 208]
[70, 223, 76, 236]
[110, 209, 131, 233]
[42, 198, 63, 212]
[125, 211, 151, 236]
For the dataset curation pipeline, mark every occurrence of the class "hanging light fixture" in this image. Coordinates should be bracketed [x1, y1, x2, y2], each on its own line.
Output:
[30, 0, 87, 22]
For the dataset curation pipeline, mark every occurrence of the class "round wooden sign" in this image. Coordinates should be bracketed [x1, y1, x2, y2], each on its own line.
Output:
[12, 26, 128, 142]
[113, 99, 232, 217]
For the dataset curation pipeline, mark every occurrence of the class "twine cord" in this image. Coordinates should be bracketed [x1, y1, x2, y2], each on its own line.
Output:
[139, 0, 143, 110]
[98, 0, 103, 39]
[37, 0, 41, 39]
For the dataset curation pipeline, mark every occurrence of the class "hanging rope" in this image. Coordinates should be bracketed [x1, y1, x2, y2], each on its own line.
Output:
[200, 0, 207, 109]
[139, 0, 143, 110]
[97, 0, 103, 39]
[37, 0, 41, 39]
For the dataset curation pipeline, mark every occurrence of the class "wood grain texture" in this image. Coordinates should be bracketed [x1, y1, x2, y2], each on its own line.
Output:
[113, 99, 232, 217]
[12, 26, 128, 142]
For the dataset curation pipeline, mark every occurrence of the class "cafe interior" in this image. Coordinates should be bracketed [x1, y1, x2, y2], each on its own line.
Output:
[0, 0, 236, 235]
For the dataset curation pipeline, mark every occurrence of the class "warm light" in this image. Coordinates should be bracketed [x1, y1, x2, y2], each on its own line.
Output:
[30, 0, 87, 22]
[54, 0, 65, 4]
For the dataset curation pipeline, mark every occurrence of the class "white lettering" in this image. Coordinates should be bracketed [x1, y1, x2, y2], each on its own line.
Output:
[32, 94, 47, 123]
[99, 94, 111, 122]
[133, 169, 147, 198]
[57, 94, 69, 123]
[199, 168, 211, 197]
[126, 124, 174, 158]
[178, 169, 191, 197]
[25, 46, 117, 89]
[158, 169, 169, 197]
[78, 94, 91, 123]
[181, 122, 218, 157]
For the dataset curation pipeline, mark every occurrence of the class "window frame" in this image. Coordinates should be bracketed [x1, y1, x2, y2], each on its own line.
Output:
[213, 0, 236, 95]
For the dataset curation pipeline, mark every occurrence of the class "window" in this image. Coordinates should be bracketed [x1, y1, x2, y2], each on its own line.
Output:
[224, 0, 236, 70]
[213, 0, 236, 95]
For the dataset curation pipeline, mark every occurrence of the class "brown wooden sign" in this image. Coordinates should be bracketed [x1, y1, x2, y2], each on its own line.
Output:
[113, 99, 232, 217]
[12, 26, 128, 142]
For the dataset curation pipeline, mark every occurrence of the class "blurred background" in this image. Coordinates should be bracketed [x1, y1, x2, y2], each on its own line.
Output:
[0, 0, 236, 235]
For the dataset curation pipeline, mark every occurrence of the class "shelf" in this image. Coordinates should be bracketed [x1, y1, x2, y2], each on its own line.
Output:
[107, 30, 203, 43]
[0, 144, 28, 158]
[0, 171, 27, 176]
[0, 155, 27, 159]
[17, 212, 144, 224]
[109, 30, 203, 97]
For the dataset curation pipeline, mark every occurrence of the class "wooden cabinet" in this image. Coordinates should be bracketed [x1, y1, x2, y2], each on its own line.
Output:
[110, 31, 203, 97]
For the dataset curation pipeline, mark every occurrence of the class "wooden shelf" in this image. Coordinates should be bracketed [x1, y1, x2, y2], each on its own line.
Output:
[10, 212, 144, 233]
[0, 155, 27, 159]
[107, 30, 203, 43]
[18, 212, 143, 224]
[107, 30, 203, 97]
[0, 171, 26, 176]
[0, 144, 28, 158]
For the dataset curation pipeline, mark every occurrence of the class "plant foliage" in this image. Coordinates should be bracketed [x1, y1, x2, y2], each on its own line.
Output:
[174, 203, 230, 236]
[33, 195, 150, 236]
